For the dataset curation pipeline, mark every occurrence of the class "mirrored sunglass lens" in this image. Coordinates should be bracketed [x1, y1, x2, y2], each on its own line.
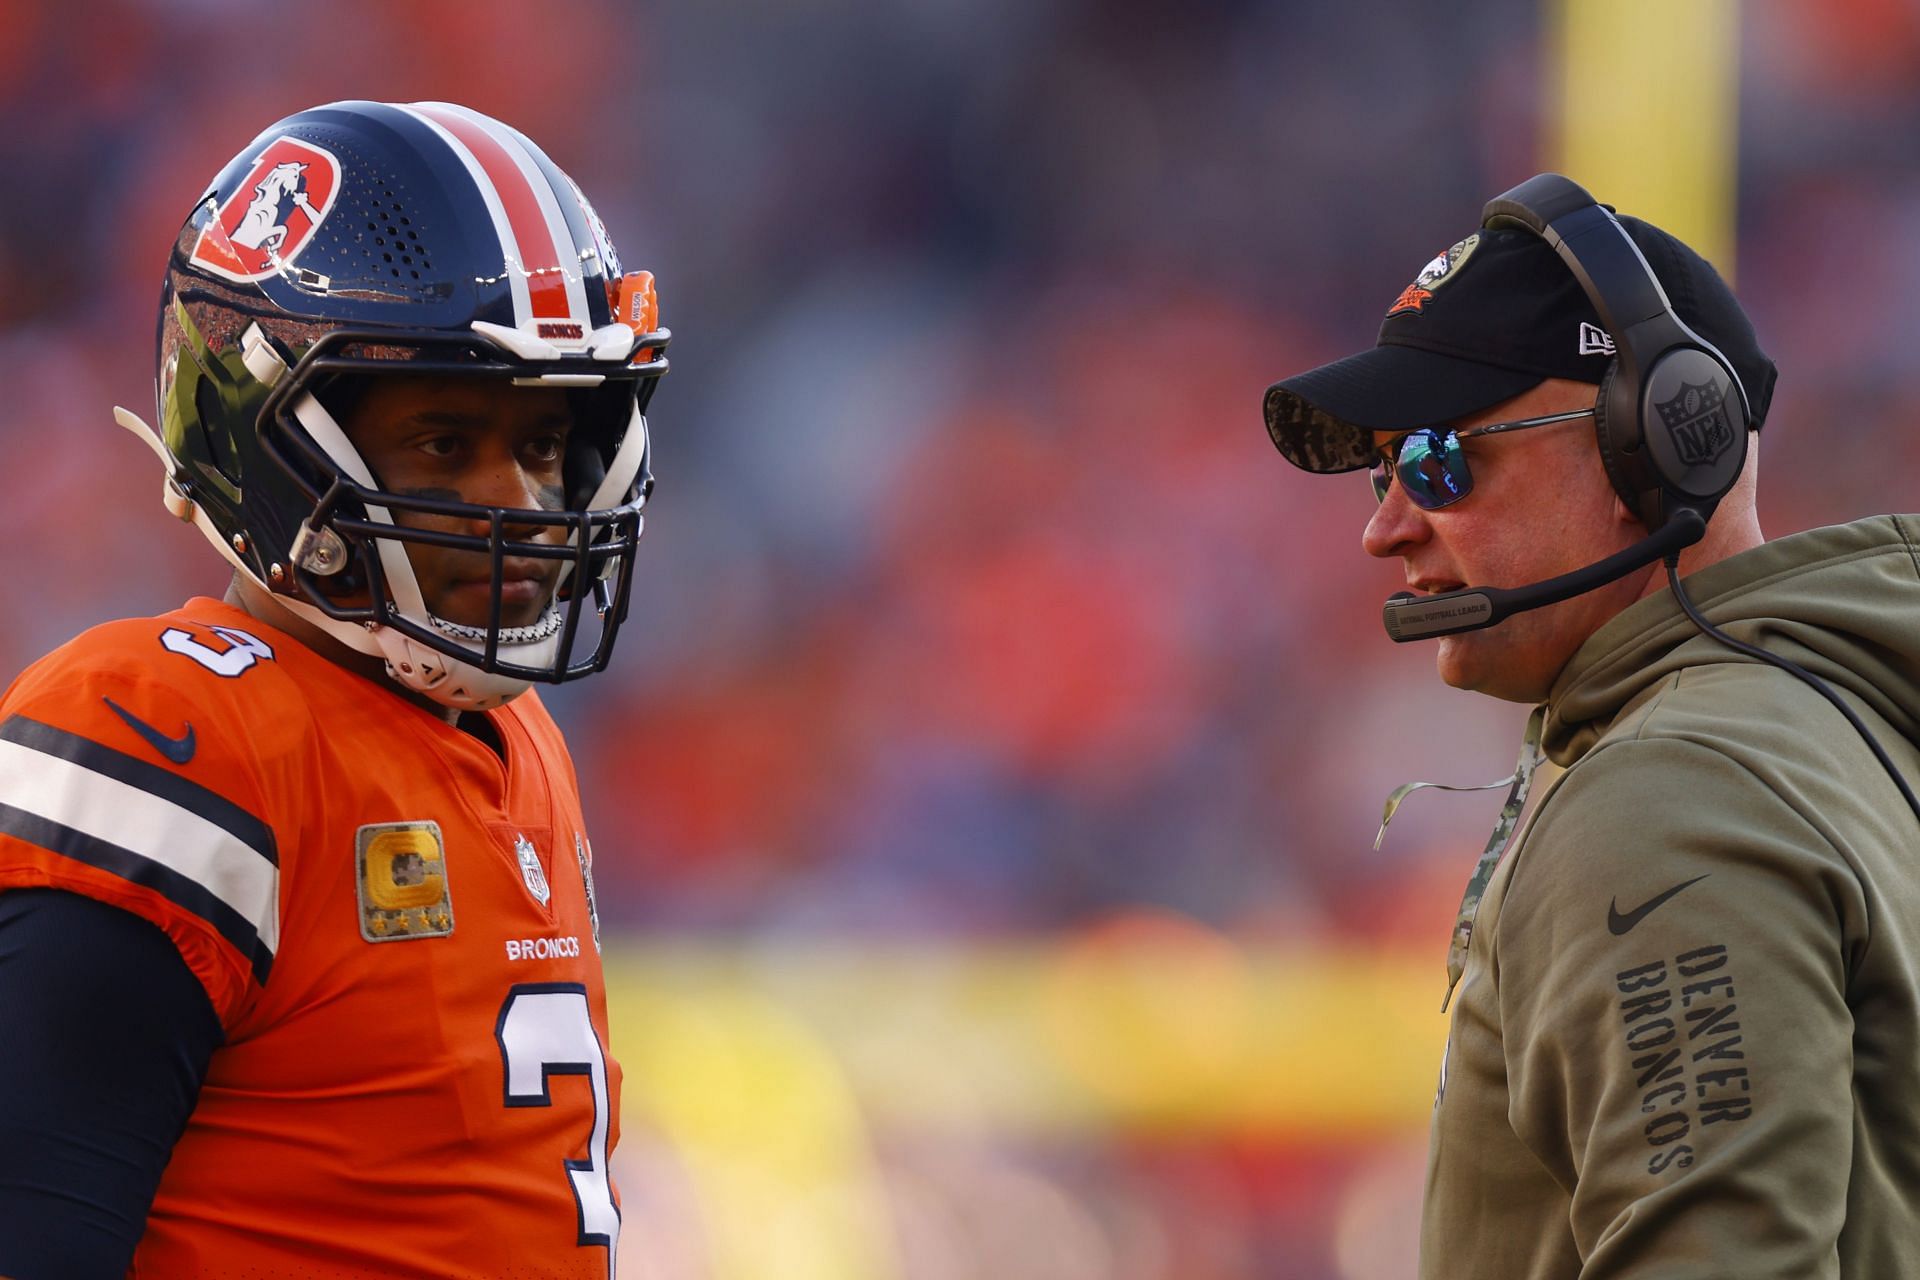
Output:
[1396, 430, 1472, 509]
[1370, 460, 1391, 503]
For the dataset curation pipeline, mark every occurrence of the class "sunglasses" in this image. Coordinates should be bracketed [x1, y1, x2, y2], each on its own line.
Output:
[1370, 407, 1597, 509]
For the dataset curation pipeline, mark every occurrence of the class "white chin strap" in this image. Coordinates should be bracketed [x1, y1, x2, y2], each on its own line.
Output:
[117, 335, 652, 712]
[363, 614, 547, 712]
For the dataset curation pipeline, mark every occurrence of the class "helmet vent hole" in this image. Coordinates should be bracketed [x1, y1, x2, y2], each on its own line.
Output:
[323, 159, 437, 287]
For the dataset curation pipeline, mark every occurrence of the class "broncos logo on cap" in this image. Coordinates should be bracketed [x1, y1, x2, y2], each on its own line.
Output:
[1387, 232, 1481, 318]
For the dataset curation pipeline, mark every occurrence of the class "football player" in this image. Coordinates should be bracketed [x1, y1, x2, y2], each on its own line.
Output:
[0, 101, 666, 1279]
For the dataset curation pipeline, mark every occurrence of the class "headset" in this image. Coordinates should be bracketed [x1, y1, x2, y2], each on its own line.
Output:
[1492, 174, 1753, 533]
[1382, 173, 1746, 642]
[1383, 173, 1920, 827]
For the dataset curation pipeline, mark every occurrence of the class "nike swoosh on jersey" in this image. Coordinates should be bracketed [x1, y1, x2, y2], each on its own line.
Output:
[103, 696, 197, 765]
[1607, 874, 1710, 936]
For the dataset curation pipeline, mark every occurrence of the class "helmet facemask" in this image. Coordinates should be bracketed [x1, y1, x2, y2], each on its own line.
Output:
[252, 324, 662, 709]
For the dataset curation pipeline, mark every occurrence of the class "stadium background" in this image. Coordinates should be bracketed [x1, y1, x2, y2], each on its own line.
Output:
[3, 1, 1917, 1274]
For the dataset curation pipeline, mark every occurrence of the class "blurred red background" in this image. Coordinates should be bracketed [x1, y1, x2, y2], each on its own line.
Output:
[3, 2, 1917, 1274]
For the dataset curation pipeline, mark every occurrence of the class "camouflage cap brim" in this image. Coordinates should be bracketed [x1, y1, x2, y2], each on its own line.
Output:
[1263, 384, 1376, 474]
[1261, 341, 1546, 475]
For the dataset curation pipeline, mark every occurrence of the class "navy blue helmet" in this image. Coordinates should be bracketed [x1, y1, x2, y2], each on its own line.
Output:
[119, 100, 668, 708]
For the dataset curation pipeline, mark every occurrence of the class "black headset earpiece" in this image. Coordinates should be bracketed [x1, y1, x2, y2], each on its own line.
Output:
[1590, 356, 1637, 520]
[1481, 174, 1750, 533]
[1629, 343, 1748, 530]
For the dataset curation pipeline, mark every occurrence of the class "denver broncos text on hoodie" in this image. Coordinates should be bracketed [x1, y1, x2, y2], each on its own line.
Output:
[1423, 516, 1920, 1280]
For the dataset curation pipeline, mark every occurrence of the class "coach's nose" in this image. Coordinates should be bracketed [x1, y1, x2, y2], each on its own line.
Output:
[1363, 455, 1433, 562]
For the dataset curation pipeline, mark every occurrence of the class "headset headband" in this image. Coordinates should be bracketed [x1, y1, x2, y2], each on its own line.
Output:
[1479, 174, 1750, 530]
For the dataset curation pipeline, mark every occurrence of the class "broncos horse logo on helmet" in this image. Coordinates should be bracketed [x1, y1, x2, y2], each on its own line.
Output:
[117, 100, 669, 710]
[231, 161, 318, 255]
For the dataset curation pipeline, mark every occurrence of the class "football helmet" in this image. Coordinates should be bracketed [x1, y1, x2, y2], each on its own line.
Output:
[116, 100, 669, 710]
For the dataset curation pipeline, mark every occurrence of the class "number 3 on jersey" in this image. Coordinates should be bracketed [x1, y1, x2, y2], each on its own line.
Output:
[161, 624, 275, 677]
[497, 984, 620, 1278]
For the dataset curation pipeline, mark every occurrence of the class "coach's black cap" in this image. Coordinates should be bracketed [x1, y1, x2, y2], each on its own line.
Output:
[1263, 215, 1777, 473]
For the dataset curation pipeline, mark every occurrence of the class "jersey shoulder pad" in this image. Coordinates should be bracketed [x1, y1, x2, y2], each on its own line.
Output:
[0, 606, 302, 1026]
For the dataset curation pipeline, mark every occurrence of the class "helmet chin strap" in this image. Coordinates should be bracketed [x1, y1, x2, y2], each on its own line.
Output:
[267, 583, 545, 713]
[362, 620, 541, 712]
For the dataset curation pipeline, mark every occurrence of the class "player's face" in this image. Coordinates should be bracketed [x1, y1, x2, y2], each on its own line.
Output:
[1361, 376, 1648, 703]
[340, 376, 573, 630]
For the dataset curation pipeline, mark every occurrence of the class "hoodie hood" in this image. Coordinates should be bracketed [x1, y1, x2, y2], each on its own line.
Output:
[1543, 515, 1920, 767]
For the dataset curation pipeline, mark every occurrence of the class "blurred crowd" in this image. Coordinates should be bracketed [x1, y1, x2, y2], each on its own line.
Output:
[4, 0, 1919, 1274]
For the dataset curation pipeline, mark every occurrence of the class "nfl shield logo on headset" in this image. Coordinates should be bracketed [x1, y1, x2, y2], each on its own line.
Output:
[1656, 380, 1735, 468]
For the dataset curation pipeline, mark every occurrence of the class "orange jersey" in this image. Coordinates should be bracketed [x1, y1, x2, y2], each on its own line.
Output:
[0, 598, 623, 1279]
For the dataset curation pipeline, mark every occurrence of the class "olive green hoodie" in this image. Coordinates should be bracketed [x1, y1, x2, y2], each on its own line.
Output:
[1422, 515, 1920, 1279]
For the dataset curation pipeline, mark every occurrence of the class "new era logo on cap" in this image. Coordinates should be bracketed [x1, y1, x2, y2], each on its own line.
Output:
[1578, 321, 1616, 357]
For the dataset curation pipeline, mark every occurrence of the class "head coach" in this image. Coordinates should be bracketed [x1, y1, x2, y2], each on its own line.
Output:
[1262, 173, 1920, 1278]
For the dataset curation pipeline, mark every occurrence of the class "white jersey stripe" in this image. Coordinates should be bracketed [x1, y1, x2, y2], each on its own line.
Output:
[0, 737, 281, 955]
[398, 104, 535, 326]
